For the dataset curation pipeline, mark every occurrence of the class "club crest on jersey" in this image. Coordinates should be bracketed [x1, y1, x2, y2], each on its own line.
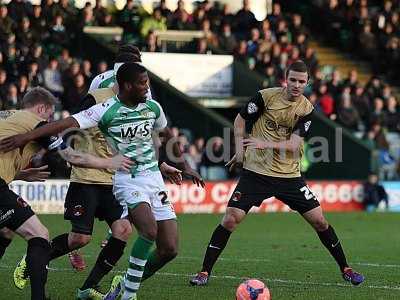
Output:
[16, 197, 28, 208]
[247, 102, 258, 114]
[73, 205, 84, 217]
[140, 109, 156, 118]
[232, 191, 242, 202]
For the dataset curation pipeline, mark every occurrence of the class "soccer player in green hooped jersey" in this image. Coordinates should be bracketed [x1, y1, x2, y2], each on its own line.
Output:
[90, 44, 151, 253]
[0, 62, 204, 300]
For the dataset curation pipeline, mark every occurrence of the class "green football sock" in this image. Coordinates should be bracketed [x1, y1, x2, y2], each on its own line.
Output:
[121, 236, 154, 300]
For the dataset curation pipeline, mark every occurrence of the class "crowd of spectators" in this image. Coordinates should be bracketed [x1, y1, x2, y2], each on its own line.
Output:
[139, 0, 400, 178]
[0, 0, 114, 115]
[0, 0, 231, 179]
[0, 0, 399, 179]
[171, 127, 229, 180]
[134, 1, 399, 133]
[311, 0, 400, 84]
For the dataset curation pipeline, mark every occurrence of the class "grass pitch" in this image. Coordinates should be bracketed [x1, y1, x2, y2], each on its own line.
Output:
[1, 213, 399, 300]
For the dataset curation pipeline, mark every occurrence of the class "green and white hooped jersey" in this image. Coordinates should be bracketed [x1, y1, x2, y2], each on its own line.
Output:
[89, 70, 115, 91]
[89, 62, 121, 91]
[72, 96, 167, 175]
[89, 64, 153, 99]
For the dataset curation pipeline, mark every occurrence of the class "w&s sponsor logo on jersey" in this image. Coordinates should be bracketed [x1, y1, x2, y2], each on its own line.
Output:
[120, 121, 152, 142]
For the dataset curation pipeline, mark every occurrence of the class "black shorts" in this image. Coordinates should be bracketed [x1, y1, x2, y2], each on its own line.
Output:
[0, 178, 35, 231]
[64, 182, 124, 235]
[227, 169, 320, 214]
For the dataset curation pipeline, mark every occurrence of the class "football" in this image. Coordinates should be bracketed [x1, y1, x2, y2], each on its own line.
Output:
[236, 279, 271, 300]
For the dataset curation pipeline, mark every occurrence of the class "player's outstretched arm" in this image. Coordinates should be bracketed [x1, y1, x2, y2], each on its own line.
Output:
[59, 147, 134, 172]
[0, 117, 79, 153]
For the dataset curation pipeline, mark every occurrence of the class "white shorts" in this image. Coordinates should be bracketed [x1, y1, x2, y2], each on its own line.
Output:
[113, 170, 176, 221]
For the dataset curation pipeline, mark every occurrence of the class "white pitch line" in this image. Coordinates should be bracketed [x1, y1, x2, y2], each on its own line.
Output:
[177, 256, 400, 269]
[154, 272, 400, 291]
[1, 264, 399, 292]
[2, 255, 400, 271]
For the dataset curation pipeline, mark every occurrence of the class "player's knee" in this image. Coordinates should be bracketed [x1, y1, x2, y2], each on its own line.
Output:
[27, 223, 49, 241]
[114, 221, 133, 240]
[158, 244, 178, 261]
[0, 228, 15, 240]
[36, 226, 49, 241]
[140, 227, 158, 241]
[120, 224, 133, 240]
[313, 218, 329, 232]
[70, 234, 91, 248]
[222, 214, 239, 231]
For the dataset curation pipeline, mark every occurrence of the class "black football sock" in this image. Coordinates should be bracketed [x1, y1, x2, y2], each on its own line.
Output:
[0, 236, 12, 259]
[26, 237, 50, 300]
[201, 224, 232, 274]
[317, 225, 349, 272]
[49, 233, 70, 261]
[81, 236, 126, 290]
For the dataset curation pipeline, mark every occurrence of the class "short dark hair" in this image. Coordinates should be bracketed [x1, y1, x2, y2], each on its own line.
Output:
[115, 51, 141, 63]
[285, 60, 309, 78]
[116, 62, 147, 87]
[21, 87, 57, 108]
[117, 44, 141, 57]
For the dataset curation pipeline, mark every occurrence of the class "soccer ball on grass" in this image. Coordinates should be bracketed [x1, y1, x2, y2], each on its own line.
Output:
[236, 279, 271, 300]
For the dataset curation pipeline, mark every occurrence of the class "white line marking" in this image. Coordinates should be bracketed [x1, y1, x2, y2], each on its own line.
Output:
[177, 256, 400, 269]
[1, 264, 399, 291]
[3, 253, 400, 269]
[155, 272, 400, 291]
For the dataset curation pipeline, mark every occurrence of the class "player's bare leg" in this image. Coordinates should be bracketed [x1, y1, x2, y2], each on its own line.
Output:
[141, 219, 178, 281]
[79, 218, 131, 294]
[0, 227, 14, 259]
[66, 232, 91, 271]
[14, 215, 50, 300]
[75, 218, 132, 300]
[302, 206, 364, 285]
[190, 207, 246, 286]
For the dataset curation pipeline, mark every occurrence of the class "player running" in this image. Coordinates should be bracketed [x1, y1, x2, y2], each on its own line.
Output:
[0, 87, 133, 300]
[189, 60, 365, 287]
[0, 63, 204, 300]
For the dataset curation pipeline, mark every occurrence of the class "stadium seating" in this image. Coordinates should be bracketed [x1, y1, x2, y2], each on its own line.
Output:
[0, 0, 399, 179]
